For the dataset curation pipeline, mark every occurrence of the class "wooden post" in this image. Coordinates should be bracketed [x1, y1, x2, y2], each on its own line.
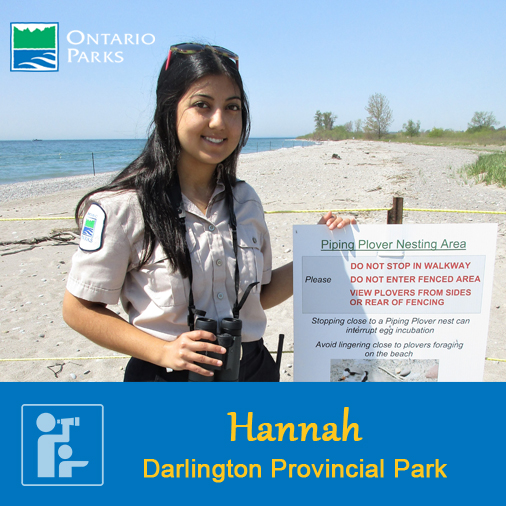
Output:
[276, 334, 285, 371]
[387, 197, 403, 224]
[92, 152, 96, 176]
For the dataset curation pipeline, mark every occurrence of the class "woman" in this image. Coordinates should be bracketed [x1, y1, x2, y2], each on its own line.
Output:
[62, 43, 354, 382]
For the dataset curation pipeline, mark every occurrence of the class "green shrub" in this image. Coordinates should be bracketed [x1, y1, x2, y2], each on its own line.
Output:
[428, 127, 444, 138]
[463, 153, 506, 186]
[402, 119, 421, 137]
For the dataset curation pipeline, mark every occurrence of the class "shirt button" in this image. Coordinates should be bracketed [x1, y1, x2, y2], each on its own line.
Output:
[216, 259, 223, 266]
[217, 292, 224, 300]
[252, 237, 257, 243]
[208, 225, 216, 232]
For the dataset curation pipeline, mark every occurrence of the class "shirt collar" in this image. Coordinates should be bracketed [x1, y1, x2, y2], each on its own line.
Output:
[181, 180, 226, 219]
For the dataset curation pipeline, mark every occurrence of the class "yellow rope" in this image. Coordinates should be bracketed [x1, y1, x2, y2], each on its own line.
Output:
[0, 350, 293, 363]
[264, 208, 389, 214]
[265, 208, 506, 215]
[0, 355, 129, 362]
[404, 208, 506, 215]
[1, 351, 504, 363]
[2, 207, 505, 221]
[0, 217, 74, 221]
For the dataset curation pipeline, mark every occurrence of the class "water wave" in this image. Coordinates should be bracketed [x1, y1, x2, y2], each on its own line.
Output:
[33, 52, 56, 64]
[13, 49, 56, 70]
[18, 62, 52, 70]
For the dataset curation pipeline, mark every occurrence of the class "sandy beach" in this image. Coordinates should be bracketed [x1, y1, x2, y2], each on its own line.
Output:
[1, 140, 505, 382]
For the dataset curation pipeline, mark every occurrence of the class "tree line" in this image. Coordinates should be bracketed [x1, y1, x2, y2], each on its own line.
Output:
[309, 93, 502, 141]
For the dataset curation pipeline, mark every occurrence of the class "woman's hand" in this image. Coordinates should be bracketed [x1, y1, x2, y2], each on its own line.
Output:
[318, 211, 356, 230]
[62, 290, 225, 377]
[161, 331, 226, 377]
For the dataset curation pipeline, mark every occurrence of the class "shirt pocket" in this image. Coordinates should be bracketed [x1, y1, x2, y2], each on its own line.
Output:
[236, 225, 263, 293]
[140, 243, 189, 308]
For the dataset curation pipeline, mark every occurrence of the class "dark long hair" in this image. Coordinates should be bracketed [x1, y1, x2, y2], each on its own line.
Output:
[76, 47, 251, 277]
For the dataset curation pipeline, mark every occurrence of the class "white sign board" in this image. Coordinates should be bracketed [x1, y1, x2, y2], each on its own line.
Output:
[293, 224, 497, 382]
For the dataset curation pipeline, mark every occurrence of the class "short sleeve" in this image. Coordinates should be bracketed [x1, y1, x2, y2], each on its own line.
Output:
[260, 219, 272, 285]
[66, 192, 141, 305]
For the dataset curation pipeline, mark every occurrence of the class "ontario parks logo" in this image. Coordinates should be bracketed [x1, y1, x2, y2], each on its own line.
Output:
[10, 23, 59, 71]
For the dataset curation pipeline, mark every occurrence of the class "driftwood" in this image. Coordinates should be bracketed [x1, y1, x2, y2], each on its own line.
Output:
[0, 231, 78, 256]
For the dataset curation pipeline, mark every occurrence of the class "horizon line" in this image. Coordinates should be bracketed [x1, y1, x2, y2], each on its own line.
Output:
[0, 136, 309, 142]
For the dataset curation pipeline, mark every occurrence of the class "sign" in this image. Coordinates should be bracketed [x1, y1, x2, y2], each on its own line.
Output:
[21, 404, 104, 486]
[293, 224, 497, 381]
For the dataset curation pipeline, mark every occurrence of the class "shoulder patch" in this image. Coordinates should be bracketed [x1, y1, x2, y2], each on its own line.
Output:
[79, 203, 106, 252]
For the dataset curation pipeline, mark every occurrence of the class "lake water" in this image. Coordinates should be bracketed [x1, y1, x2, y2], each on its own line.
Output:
[0, 138, 315, 185]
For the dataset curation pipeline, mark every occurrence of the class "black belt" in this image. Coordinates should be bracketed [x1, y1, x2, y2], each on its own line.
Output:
[124, 339, 275, 383]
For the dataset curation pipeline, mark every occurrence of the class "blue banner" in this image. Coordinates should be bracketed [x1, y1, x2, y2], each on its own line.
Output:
[1, 383, 504, 504]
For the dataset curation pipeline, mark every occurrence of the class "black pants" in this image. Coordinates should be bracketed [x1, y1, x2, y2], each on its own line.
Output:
[124, 338, 280, 382]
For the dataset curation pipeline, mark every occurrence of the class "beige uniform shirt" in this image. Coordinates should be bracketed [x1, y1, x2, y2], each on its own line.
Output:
[67, 181, 272, 342]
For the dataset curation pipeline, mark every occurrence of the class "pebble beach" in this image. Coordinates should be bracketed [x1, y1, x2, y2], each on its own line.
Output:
[1, 140, 505, 382]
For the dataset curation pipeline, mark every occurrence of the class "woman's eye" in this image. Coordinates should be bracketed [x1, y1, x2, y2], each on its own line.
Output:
[228, 104, 241, 111]
[193, 101, 208, 109]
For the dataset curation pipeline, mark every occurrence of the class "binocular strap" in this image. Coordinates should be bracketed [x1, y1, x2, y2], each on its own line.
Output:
[169, 173, 259, 330]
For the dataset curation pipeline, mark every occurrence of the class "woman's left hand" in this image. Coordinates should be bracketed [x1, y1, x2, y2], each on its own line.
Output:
[318, 210, 356, 230]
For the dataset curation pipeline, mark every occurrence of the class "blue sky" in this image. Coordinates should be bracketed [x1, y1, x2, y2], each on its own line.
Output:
[2, 0, 505, 140]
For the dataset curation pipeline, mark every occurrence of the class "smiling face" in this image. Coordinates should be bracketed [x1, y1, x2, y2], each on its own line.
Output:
[175, 74, 243, 175]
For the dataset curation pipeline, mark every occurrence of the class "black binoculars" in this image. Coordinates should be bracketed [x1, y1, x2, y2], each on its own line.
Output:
[188, 317, 242, 382]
